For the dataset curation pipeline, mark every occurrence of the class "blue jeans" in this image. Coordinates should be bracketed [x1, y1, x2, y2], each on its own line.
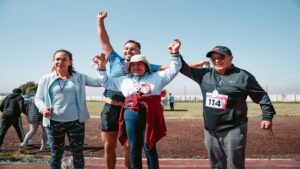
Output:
[46, 120, 85, 169]
[124, 108, 159, 169]
[22, 122, 48, 146]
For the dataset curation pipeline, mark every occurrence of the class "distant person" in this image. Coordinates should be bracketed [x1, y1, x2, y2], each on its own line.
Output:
[93, 39, 182, 169]
[160, 89, 168, 110]
[168, 93, 175, 111]
[180, 46, 276, 169]
[35, 49, 102, 168]
[0, 88, 26, 151]
[21, 95, 49, 151]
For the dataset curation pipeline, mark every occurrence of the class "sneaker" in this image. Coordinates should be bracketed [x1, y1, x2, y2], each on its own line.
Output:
[0, 146, 5, 152]
[61, 156, 73, 169]
[40, 144, 50, 151]
[20, 142, 27, 148]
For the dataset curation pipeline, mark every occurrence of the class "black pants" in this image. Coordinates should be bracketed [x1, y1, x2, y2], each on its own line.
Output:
[0, 115, 24, 145]
[170, 102, 174, 111]
[47, 120, 85, 169]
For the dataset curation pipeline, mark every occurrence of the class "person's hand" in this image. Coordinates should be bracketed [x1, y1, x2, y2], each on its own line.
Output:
[202, 61, 210, 68]
[43, 107, 53, 118]
[261, 120, 273, 130]
[168, 39, 181, 54]
[93, 53, 108, 69]
[97, 11, 108, 23]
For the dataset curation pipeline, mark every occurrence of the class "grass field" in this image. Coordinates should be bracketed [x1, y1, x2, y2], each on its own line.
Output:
[87, 101, 300, 118]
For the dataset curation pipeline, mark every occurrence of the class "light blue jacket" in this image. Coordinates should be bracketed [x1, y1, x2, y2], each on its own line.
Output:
[35, 72, 102, 127]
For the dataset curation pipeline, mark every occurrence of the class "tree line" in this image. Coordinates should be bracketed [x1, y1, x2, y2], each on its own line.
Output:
[19, 81, 38, 95]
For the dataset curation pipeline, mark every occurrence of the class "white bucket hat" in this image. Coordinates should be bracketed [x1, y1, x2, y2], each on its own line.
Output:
[125, 55, 151, 73]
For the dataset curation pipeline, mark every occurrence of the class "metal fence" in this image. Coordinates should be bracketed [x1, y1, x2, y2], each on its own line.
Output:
[174, 94, 300, 102]
[1, 94, 300, 102]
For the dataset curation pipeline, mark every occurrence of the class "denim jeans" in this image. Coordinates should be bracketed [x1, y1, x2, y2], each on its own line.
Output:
[46, 120, 85, 169]
[22, 122, 48, 146]
[124, 108, 159, 169]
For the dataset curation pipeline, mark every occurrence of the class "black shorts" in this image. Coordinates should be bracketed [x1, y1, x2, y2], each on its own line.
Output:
[100, 103, 122, 132]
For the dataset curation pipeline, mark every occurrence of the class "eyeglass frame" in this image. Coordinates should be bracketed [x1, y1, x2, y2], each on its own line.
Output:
[210, 54, 231, 62]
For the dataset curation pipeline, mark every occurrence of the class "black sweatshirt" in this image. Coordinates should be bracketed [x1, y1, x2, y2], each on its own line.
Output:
[0, 93, 26, 117]
[180, 56, 276, 132]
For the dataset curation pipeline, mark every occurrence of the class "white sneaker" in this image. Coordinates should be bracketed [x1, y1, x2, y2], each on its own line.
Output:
[40, 144, 50, 151]
[20, 142, 27, 148]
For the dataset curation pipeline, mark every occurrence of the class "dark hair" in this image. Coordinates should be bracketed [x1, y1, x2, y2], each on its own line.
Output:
[51, 49, 76, 76]
[12, 88, 22, 94]
[125, 40, 141, 50]
[128, 62, 150, 75]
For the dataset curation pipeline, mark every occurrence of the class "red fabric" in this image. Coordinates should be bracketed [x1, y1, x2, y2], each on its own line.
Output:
[118, 93, 167, 150]
[160, 90, 167, 97]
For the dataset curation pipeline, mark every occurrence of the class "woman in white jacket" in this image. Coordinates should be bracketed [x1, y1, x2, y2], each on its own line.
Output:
[35, 49, 101, 169]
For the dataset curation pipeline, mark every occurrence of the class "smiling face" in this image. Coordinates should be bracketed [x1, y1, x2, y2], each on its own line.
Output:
[53, 51, 72, 74]
[123, 42, 141, 61]
[130, 61, 147, 76]
[210, 52, 233, 74]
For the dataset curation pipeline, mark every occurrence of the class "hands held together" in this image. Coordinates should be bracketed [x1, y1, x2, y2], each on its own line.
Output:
[168, 39, 181, 54]
[93, 53, 108, 69]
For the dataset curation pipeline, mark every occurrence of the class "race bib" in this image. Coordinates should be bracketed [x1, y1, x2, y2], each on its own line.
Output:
[133, 82, 151, 95]
[205, 91, 228, 110]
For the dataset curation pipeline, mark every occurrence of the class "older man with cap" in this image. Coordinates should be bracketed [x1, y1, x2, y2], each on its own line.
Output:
[179, 46, 276, 169]
[93, 39, 182, 169]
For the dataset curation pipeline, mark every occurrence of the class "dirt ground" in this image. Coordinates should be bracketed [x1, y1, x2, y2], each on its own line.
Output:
[1, 116, 300, 160]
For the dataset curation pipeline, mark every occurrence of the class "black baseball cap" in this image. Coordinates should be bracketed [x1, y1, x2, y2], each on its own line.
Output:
[206, 46, 232, 58]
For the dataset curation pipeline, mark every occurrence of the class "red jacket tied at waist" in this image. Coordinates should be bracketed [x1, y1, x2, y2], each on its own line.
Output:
[119, 93, 167, 150]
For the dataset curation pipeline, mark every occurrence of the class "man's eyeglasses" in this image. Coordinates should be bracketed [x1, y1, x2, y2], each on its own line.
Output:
[210, 55, 226, 62]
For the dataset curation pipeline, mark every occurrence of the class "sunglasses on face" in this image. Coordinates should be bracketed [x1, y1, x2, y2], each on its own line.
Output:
[210, 55, 226, 62]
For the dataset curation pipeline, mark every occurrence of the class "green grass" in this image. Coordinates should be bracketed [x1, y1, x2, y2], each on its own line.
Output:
[0, 151, 49, 163]
[87, 101, 300, 118]
[1, 100, 298, 118]
[86, 101, 105, 117]
[1, 101, 300, 118]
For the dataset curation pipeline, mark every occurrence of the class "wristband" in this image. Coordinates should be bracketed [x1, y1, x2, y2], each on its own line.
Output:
[97, 68, 106, 71]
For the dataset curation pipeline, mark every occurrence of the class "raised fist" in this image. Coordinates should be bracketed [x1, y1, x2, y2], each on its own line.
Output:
[168, 39, 181, 54]
[97, 11, 108, 22]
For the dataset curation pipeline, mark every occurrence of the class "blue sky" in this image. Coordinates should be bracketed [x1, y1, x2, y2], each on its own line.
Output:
[0, 0, 299, 96]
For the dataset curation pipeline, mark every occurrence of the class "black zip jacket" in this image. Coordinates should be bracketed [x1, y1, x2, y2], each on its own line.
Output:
[180, 56, 276, 132]
[0, 93, 26, 117]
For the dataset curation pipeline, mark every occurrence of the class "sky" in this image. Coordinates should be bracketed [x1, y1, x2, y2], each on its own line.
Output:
[0, 0, 299, 96]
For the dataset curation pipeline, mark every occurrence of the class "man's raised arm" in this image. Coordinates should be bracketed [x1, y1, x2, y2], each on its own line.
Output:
[97, 11, 113, 55]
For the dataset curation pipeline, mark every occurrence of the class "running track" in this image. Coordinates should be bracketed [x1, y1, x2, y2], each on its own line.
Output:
[1, 158, 300, 169]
